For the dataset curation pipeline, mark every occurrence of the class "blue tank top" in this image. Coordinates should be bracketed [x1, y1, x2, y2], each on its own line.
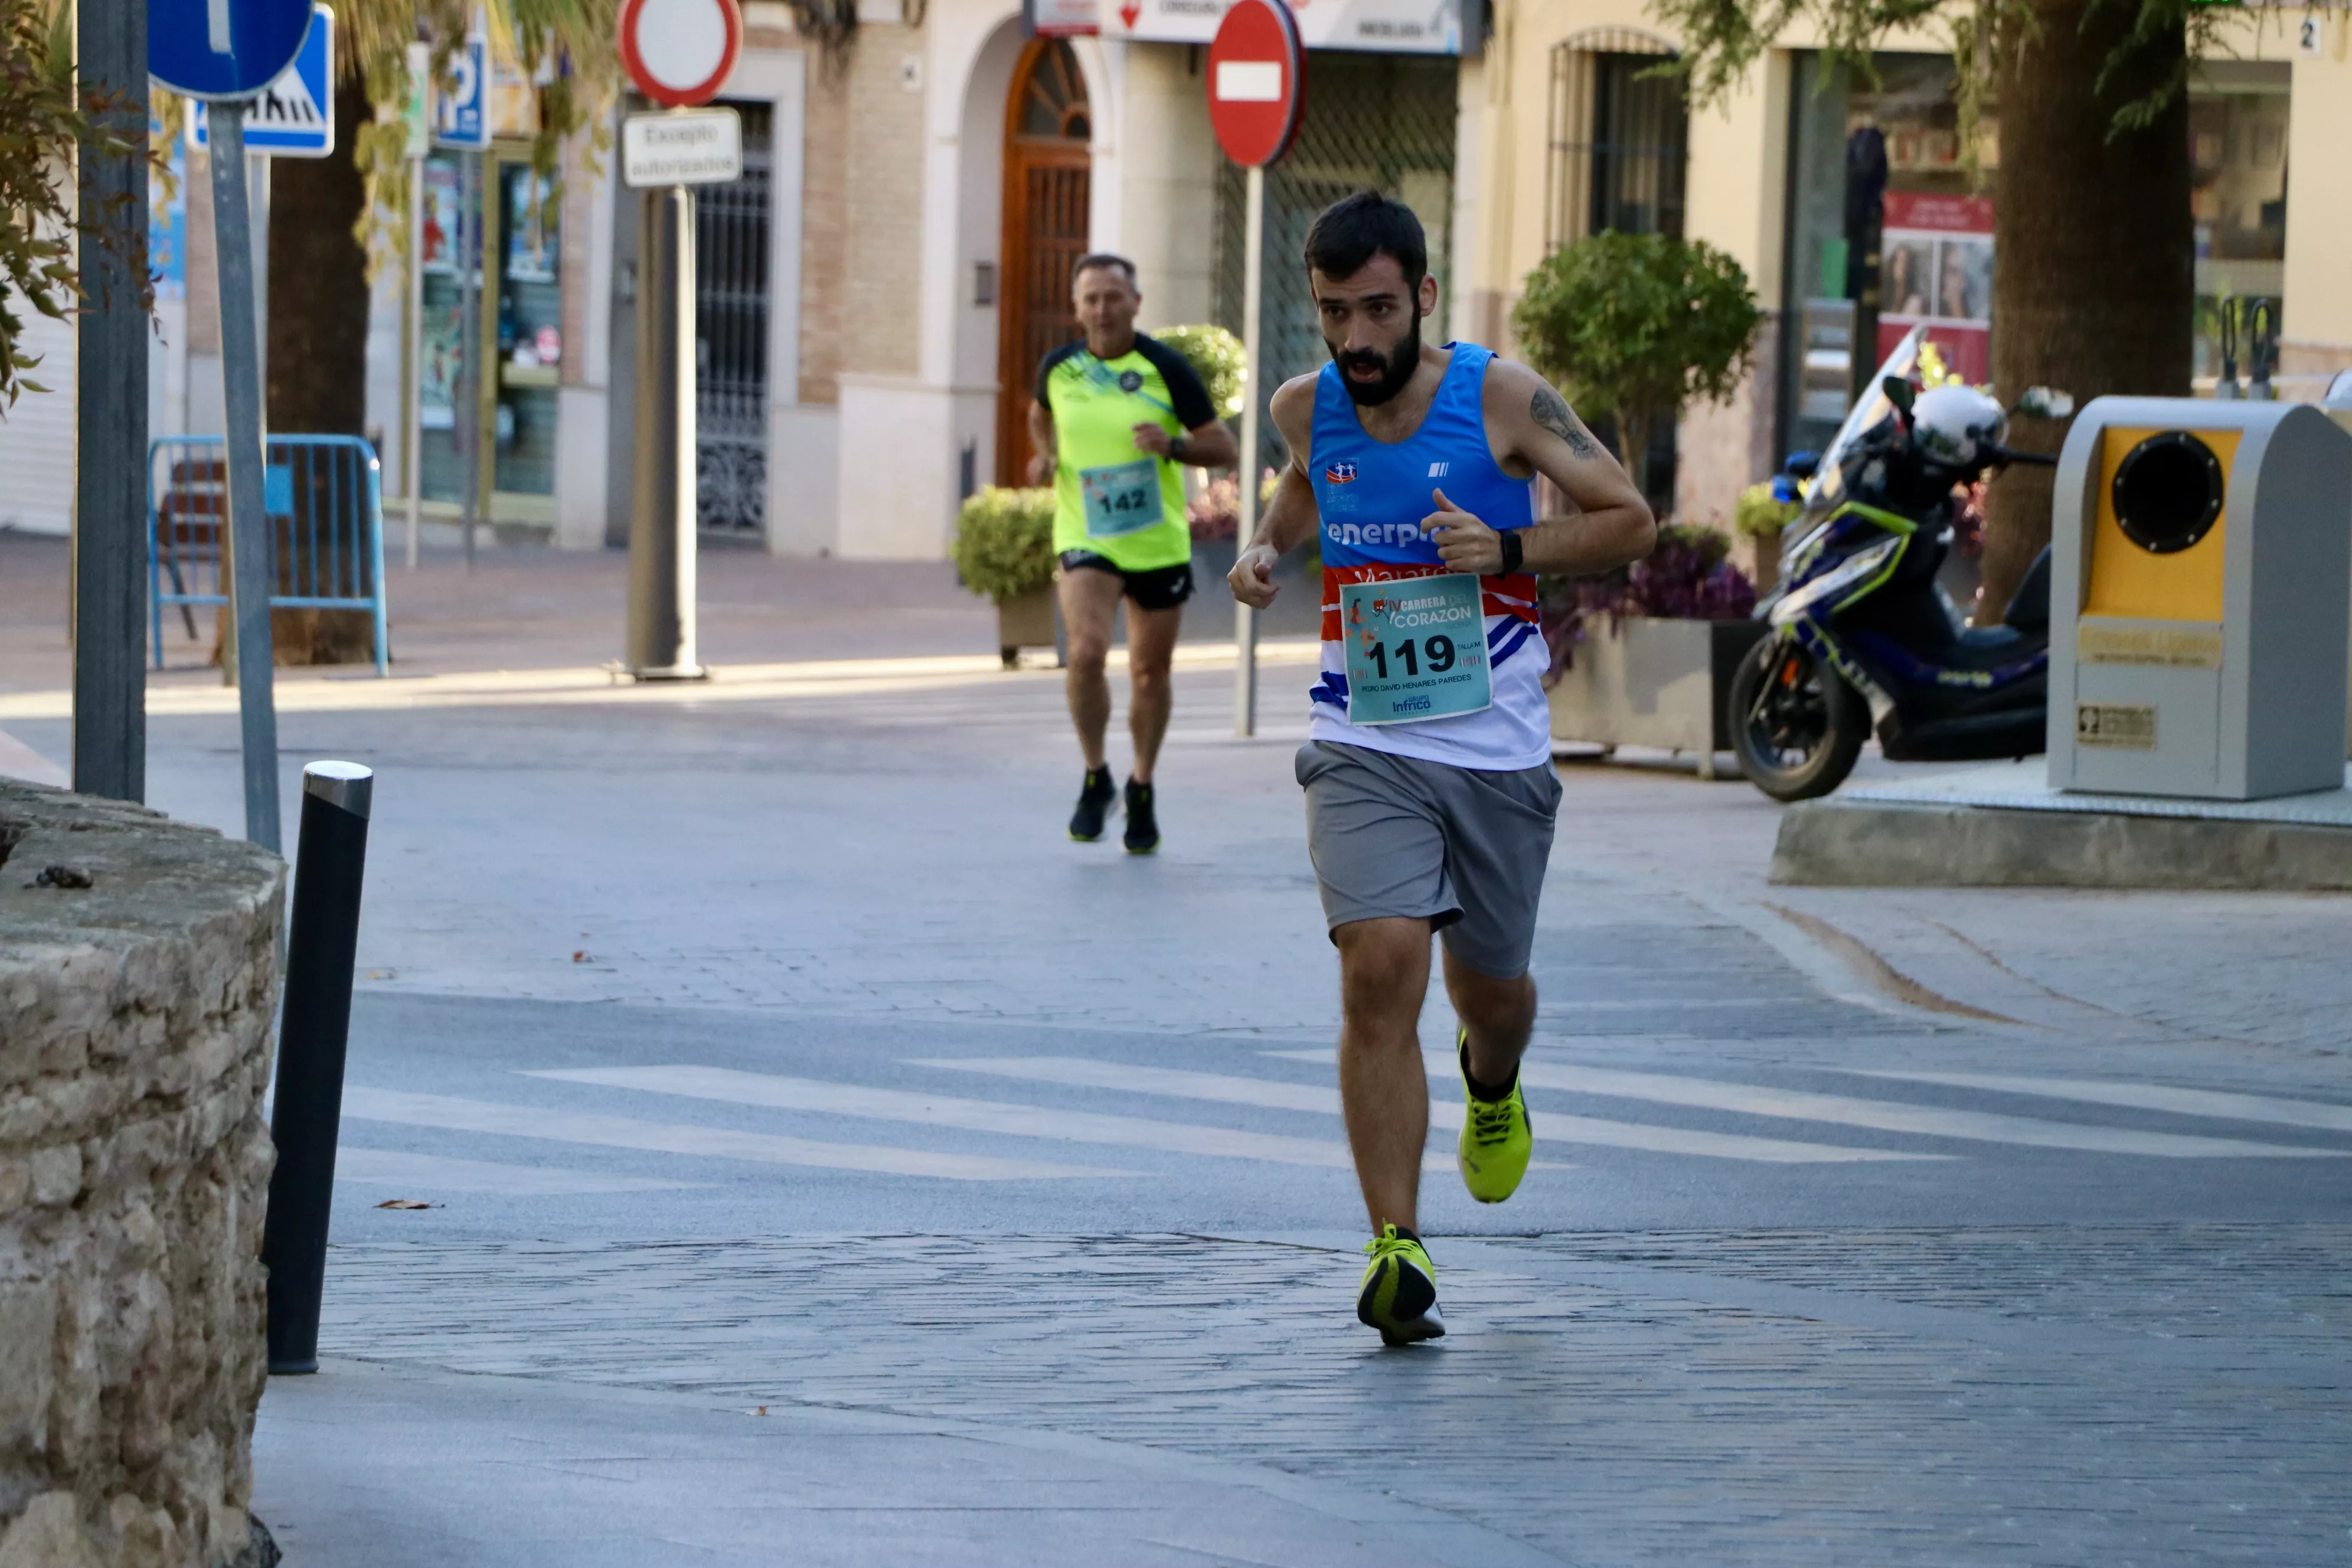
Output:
[1309, 342, 1536, 568]
[1305, 343, 1553, 771]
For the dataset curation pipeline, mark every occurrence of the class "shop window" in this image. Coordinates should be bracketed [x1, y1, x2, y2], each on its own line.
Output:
[2188, 63, 2288, 391]
[1777, 54, 1997, 465]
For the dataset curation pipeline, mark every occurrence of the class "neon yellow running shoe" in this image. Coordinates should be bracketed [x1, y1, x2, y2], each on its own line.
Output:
[1357, 1224, 1444, 1345]
[1456, 1026, 1532, 1204]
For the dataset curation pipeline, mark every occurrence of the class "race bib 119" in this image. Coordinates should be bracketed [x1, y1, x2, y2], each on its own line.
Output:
[1341, 573, 1491, 725]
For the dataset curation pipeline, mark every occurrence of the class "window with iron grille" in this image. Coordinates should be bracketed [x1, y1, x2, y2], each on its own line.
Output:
[1545, 32, 1687, 251]
[1213, 50, 1459, 474]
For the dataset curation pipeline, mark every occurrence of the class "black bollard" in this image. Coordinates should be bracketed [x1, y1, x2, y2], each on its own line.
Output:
[262, 760, 374, 1375]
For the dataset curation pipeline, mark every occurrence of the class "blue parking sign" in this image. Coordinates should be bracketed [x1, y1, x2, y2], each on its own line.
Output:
[435, 35, 491, 150]
[149, 0, 313, 100]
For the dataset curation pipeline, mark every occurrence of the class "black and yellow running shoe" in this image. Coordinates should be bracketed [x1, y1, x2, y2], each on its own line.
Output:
[1457, 1026, 1532, 1204]
[1357, 1224, 1444, 1345]
[1069, 766, 1116, 841]
[1122, 778, 1159, 854]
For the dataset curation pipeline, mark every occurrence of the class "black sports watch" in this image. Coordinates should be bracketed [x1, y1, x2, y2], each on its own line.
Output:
[1168, 434, 1190, 463]
[1498, 528, 1524, 574]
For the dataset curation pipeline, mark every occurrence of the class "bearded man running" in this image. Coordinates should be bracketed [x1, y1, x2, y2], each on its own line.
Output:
[1228, 191, 1655, 1345]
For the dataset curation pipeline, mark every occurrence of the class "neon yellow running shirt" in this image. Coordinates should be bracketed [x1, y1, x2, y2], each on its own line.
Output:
[1036, 334, 1217, 571]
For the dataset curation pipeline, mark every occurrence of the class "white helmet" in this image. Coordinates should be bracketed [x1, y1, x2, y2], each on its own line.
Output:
[1910, 385, 2007, 468]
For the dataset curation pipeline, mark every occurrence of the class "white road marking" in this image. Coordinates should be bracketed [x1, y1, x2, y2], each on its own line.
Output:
[1263, 1052, 2347, 1160]
[335, 1147, 711, 1195]
[339, 1088, 1130, 1181]
[922, 1057, 1935, 1165]
[527, 1064, 1362, 1168]
[1858, 1070, 2352, 1136]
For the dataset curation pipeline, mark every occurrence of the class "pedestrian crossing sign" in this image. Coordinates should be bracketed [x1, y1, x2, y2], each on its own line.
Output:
[184, 4, 337, 159]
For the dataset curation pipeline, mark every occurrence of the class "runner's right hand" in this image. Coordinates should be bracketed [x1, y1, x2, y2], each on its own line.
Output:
[1230, 543, 1281, 609]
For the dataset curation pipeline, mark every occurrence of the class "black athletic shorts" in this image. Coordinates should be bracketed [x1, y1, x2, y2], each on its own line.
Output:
[1057, 550, 1195, 612]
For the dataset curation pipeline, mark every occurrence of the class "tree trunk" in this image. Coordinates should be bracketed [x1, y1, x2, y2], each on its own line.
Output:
[1979, 0, 2193, 622]
[1618, 409, 1652, 503]
[265, 75, 377, 665]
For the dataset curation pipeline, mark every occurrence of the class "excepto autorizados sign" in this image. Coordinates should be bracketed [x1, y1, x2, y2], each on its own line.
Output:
[622, 108, 744, 188]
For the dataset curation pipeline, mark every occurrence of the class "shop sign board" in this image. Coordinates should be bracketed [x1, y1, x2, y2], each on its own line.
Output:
[435, 34, 491, 149]
[1119, 0, 1467, 55]
[620, 0, 743, 107]
[150, 0, 312, 99]
[622, 107, 743, 187]
[1207, 0, 1304, 168]
[185, 5, 337, 158]
[1028, 0, 1100, 34]
[1877, 191, 1993, 385]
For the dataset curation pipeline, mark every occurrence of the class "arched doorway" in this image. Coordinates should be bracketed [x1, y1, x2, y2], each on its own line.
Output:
[997, 38, 1092, 486]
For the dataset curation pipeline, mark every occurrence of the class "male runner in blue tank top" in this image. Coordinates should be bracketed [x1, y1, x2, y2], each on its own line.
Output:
[1229, 191, 1655, 1345]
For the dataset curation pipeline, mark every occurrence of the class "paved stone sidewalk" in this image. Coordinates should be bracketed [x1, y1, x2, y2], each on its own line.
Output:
[299, 1229, 2352, 1564]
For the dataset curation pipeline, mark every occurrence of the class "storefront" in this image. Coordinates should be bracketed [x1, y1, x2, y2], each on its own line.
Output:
[414, 145, 568, 530]
[1472, 4, 2351, 535]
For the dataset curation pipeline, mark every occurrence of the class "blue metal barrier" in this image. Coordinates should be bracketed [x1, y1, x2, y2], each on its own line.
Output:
[148, 435, 390, 675]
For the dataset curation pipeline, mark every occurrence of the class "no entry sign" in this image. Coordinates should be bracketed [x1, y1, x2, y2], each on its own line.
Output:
[620, 0, 742, 107]
[1207, 0, 1304, 168]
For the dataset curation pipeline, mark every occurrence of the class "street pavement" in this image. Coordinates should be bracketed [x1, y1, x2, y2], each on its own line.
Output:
[4, 544, 2351, 1563]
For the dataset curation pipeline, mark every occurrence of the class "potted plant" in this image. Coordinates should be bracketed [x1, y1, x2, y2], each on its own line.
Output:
[953, 485, 1059, 667]
[1513, 233, 1766, 776]
[1537, 526, 1766, 779]
[1733, 478, 1802, 593]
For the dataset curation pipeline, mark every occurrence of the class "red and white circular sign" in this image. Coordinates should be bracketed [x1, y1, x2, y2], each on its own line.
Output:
[1207, 0, 1304, 169]
[620, 0, 742, 107]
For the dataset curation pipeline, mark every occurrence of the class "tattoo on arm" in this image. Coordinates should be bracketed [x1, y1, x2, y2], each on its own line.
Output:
[1531, 388, 1599, 458]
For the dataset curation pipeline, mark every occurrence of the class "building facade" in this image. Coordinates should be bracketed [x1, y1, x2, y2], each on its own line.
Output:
[1469, 0, 2351, 534]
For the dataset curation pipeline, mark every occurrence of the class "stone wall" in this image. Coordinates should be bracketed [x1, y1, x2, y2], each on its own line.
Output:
[0, 780, 284, 1568]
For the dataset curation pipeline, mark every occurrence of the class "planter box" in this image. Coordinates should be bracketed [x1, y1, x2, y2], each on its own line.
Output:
[1546, 616, 1768, 780]
[997, 586, 1060, 668]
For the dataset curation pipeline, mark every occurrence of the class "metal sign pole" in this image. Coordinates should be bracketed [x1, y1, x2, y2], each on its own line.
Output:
[210, 112, 283, 853]
[1233, 161, 1265, 738]
[459, 150, 482, 571]
[625, 182, 703, 677]
[404, 156, 424, 569]
[71, 0, 148, 801]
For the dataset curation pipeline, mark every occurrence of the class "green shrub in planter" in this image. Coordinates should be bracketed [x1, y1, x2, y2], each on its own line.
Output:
[953, 486, 1057, 604]
[1512, 233, 1760, 498]
[1154, 324, 1246, 420]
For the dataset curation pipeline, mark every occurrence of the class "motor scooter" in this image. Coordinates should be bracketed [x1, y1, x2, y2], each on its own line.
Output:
[1729, 328, 2072, 801]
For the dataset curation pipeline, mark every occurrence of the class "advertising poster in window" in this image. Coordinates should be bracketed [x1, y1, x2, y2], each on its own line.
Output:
[1877, 191, 1993, 384]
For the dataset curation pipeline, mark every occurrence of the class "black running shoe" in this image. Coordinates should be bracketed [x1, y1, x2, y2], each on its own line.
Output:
[1069, 766, 1117, 841]
[1122, 778, 1159, 854]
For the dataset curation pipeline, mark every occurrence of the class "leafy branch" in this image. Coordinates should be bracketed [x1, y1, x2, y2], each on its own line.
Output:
[0, 0, 161, 411]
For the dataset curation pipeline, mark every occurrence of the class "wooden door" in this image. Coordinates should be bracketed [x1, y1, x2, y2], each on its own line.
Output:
[997, 38, 1092, 488]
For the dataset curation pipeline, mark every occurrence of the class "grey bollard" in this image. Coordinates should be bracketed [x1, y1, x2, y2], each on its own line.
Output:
[262, 761, 374, 1376]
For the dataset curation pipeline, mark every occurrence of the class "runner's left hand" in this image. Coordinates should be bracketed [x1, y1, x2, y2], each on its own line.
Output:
[1132, 423, 1176, 456]
[1425, 489, 1502, 574]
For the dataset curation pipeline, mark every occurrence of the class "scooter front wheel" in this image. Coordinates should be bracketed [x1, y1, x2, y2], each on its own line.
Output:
[1728, 636, 1868, 802]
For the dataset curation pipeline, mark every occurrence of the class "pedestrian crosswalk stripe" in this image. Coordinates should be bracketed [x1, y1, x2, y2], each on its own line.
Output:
[339, 1088, 1132, 1181]
[1266, 1053, 2346, 1160]
[336, 1146, 713, 1195]
[1857, 1071, 2352, 1136]
[528, 1064, 1369, 1168]
[919, 1057, 1939, 1164]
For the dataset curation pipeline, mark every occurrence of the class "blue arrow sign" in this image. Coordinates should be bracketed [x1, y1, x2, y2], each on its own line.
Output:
[185, 5, 335, 157]
[435, 34, 491, 150]
[150, 0, 313, 101]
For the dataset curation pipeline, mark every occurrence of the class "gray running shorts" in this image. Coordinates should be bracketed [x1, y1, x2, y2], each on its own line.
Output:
[1294, 740, 1563, 979]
